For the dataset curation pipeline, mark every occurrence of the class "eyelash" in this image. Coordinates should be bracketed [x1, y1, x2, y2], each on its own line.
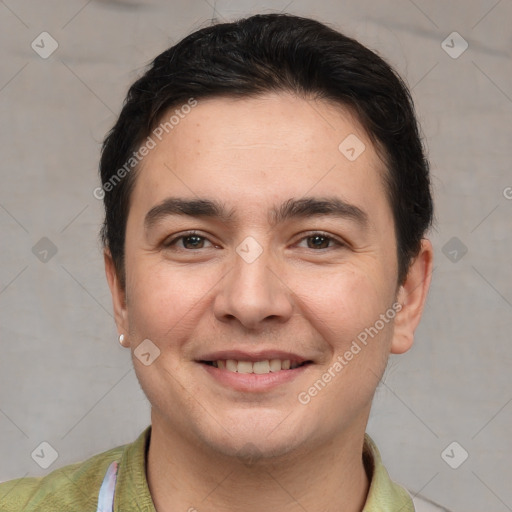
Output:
[162, 230, 345, 251]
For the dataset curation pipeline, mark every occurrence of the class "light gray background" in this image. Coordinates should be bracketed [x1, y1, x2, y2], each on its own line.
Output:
[0, 1, 511, 511]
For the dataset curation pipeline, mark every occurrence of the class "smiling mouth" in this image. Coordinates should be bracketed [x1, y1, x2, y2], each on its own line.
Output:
[200, 359, 312, 374]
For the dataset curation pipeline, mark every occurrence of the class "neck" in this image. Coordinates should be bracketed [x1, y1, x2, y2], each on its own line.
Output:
[146, 411, 370, 512]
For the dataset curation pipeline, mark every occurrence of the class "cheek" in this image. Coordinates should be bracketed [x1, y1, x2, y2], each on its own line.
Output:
[296, 267, 392, 347]
[304, 270, 395, 410]
[125, 258, 215, 342]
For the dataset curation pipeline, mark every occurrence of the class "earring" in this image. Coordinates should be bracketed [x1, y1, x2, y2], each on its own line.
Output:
[119, 334, 126, 346]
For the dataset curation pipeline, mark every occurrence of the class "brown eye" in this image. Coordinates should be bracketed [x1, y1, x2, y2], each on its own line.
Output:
[163, 231, 213, 250]
[307, 234, 331, 249]
[181, 235, 205, 249]
[297, 232, 344, 250]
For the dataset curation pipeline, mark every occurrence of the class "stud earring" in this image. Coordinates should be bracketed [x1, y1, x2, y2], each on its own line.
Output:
[119, 334, 126, 346]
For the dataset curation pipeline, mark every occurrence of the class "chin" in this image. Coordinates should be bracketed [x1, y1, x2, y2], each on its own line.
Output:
[206, 433, 304, 463]
[197, 408, 313, 462]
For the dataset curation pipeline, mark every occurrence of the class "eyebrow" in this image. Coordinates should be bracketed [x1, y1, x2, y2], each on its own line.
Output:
[144, 196, 369, 231]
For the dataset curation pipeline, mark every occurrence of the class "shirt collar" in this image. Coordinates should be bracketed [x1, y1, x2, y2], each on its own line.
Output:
[114, 425, 155, 512]
[362, 433, 415, 512]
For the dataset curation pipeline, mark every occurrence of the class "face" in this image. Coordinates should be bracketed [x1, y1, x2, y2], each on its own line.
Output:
[106, 92, 431, 459]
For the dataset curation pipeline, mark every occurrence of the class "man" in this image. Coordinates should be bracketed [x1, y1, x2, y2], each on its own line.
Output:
[0, 13, 433, 512]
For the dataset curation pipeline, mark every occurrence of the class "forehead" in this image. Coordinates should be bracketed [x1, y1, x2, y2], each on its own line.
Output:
[130, 92, 391, 227]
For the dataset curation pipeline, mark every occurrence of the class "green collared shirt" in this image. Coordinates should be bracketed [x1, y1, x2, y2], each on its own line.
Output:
[0, 426, 414, 511]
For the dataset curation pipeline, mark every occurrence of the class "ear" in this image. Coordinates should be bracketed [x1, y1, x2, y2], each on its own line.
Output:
[391, 239, 434, 354]
[104, 249, 129, 340]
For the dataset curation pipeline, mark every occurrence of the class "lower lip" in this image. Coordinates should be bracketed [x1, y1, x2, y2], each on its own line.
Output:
[199, 363, 311, 392]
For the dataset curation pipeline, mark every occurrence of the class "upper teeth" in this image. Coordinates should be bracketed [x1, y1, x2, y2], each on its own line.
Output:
[214, 359, 300, 373]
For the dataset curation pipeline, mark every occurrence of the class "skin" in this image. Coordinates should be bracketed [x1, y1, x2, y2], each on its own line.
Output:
[105, 92, 433, 512]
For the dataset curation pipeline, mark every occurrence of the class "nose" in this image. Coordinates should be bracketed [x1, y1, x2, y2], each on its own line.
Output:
[212, 242, 294, 331]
